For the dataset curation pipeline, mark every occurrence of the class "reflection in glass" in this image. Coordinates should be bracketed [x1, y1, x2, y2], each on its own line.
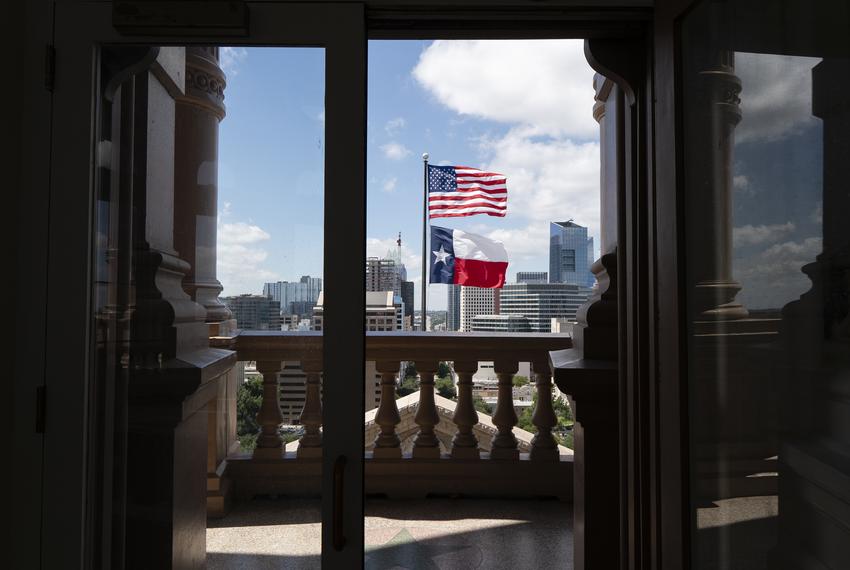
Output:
[682, 1, 850, 568]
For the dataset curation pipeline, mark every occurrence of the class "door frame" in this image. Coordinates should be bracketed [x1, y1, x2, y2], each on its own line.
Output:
[41, 1, 696, 569]
[47, 2, 366, 567]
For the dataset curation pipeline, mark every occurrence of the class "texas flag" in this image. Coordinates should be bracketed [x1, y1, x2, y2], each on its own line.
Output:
[430, 225, 508, 288]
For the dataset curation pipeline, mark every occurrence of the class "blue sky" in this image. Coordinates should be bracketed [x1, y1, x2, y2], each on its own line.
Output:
[217, 41, 601, 310]
[216, 43, 825, 312]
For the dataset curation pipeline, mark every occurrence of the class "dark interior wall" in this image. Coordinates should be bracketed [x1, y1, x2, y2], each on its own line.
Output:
[6, 0, 24, 564]
[10, 0, 52, 566]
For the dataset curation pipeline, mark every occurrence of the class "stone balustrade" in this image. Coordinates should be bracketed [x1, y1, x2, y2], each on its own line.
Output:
[210, 331, 575, 502]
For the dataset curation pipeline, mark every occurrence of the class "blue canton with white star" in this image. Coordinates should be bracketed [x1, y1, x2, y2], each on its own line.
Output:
[430, 225, 456, 284]
[428, 165, 457, 194]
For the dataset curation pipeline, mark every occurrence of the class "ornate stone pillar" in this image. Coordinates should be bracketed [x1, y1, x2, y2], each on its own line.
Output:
[124, 48, 237, 570]
[682, 3, 748, 320]
[174, 46, 231, 325]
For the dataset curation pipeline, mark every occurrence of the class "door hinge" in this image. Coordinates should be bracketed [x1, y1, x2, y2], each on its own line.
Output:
[44, 44, 55, 92]
[36, 386, 46, 434]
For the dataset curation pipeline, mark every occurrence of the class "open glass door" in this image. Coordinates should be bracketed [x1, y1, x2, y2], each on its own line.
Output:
[46, 3, 365, 567]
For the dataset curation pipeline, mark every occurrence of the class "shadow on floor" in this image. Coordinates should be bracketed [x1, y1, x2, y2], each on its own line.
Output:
[207, 497, 573, 569]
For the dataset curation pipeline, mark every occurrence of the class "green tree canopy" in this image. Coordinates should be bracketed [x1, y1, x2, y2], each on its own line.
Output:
[512, 375, 530, 387]
[472, 395, 492, 415]
[435, 376, 456, 399]
[396, 376, 418, 398]
[236, 377, 263, 451]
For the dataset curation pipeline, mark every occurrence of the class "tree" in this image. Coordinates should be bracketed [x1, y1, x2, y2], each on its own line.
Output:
[512, 375, 529, 387]
[435, 376, 456, 399]
[515, 391, 575, 449]
[396, 376, 418, 397]
[236, 377, 263, 451]
[404, 362, 417, 378]
[472, 395, 492, 415]
[437, 361, 451, 379]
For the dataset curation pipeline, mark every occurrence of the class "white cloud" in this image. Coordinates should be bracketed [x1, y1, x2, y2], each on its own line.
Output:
[733, 222, 795, 247]
[412, 40, 601, 257]
[734, 235, 822, 309]
[317, 110, 325, 126]
[760, 236, 822, 261]
[381, 142, 412, 160]
[385, 117, 406, 135]
[382, 177, 398, 193]
[217, 219, 279, 295]
[220, 47, 248, 77]
[413, 40, 597, 139]
[480, 223, 550, 261]
[735, 52, 821, 144]
[478, 127, 601, 237]
[218, 222, 270, 244]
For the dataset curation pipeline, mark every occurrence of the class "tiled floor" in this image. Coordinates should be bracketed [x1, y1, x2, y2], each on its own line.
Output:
[207, 497, 573, 569]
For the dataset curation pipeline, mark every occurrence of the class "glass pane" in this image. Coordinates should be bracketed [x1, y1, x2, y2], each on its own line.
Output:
[363, 39, 596, 567]
[91, 46, 325, 567]
[681, 2, 850, 568]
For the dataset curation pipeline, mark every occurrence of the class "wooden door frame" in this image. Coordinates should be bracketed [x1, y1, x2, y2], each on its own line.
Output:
[36, 1, 701, 569]
[47, 2, 367, 567]
[649, 0, 698, 568]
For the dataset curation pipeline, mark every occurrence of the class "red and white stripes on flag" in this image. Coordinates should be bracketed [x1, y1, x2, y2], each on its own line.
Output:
[427, 164, 507, 219]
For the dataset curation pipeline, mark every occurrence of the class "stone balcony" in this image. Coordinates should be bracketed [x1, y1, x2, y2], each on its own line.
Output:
[205, 331, 576, 511]
[200, 330, 577, 565]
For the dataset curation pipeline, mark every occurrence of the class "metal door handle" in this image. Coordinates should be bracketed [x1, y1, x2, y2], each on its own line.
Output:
[333, 455, 347, 551]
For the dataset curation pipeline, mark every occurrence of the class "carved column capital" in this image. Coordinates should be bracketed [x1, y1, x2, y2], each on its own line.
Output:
[181, 47, 226, 120]
[174, 46, 231, 323]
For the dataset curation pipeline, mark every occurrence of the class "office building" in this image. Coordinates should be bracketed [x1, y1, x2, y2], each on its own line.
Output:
[499, 283, 591, 332]
[516, 271, 548, 284]
[446, 284, 461, 331]
[263, 275, 322, 316]
[365, 257, 400, 294]
[400, 280, 415, 329]
[459, 286, 500, 332]
[222, 294, 282, 331]
[549, 221, 595, 287]
[471, 314, 531, 333]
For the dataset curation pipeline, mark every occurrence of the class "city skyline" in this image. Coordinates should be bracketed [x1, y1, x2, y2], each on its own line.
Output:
[216, 40, 602, 310]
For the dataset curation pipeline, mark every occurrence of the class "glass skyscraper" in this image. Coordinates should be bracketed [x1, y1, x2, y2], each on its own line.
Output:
[549, 221, 595, 287]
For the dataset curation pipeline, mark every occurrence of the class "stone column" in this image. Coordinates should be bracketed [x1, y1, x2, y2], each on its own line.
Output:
[412, 360, 440, 458]
[254, 361, 284, 459]
[490, 359, 519, 460]
[372, 361, 402, 458]
[450, 361, 480, 459]
[682, 3, 747, 320]
[174, 46, 231, 326]
[123, 48, 237, 570]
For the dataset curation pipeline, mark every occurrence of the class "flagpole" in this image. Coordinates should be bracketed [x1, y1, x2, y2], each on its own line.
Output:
[421, 152, 429, 331]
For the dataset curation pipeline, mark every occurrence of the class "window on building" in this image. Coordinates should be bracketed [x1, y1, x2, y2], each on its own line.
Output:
[561, 249, 576, 271]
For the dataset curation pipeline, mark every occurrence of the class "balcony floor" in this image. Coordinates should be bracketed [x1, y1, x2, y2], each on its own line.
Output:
[207, 497, 573, 569]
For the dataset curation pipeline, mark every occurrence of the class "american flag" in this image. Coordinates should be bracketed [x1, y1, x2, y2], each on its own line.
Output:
[428, 165, 507, 218]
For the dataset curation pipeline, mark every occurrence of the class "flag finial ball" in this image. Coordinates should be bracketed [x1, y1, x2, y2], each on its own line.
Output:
[422, 153, 429, 161]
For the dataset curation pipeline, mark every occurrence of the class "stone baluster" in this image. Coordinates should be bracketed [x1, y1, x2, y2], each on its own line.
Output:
[490, 359, 520, 460]
[530, 360, 560, 461]
[412, 360, 440, 458]
[297, 358, 323, 458]
[253, 361, 283, 459]
[451, 360, 480, 459]
[372, 361, 402, 458]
